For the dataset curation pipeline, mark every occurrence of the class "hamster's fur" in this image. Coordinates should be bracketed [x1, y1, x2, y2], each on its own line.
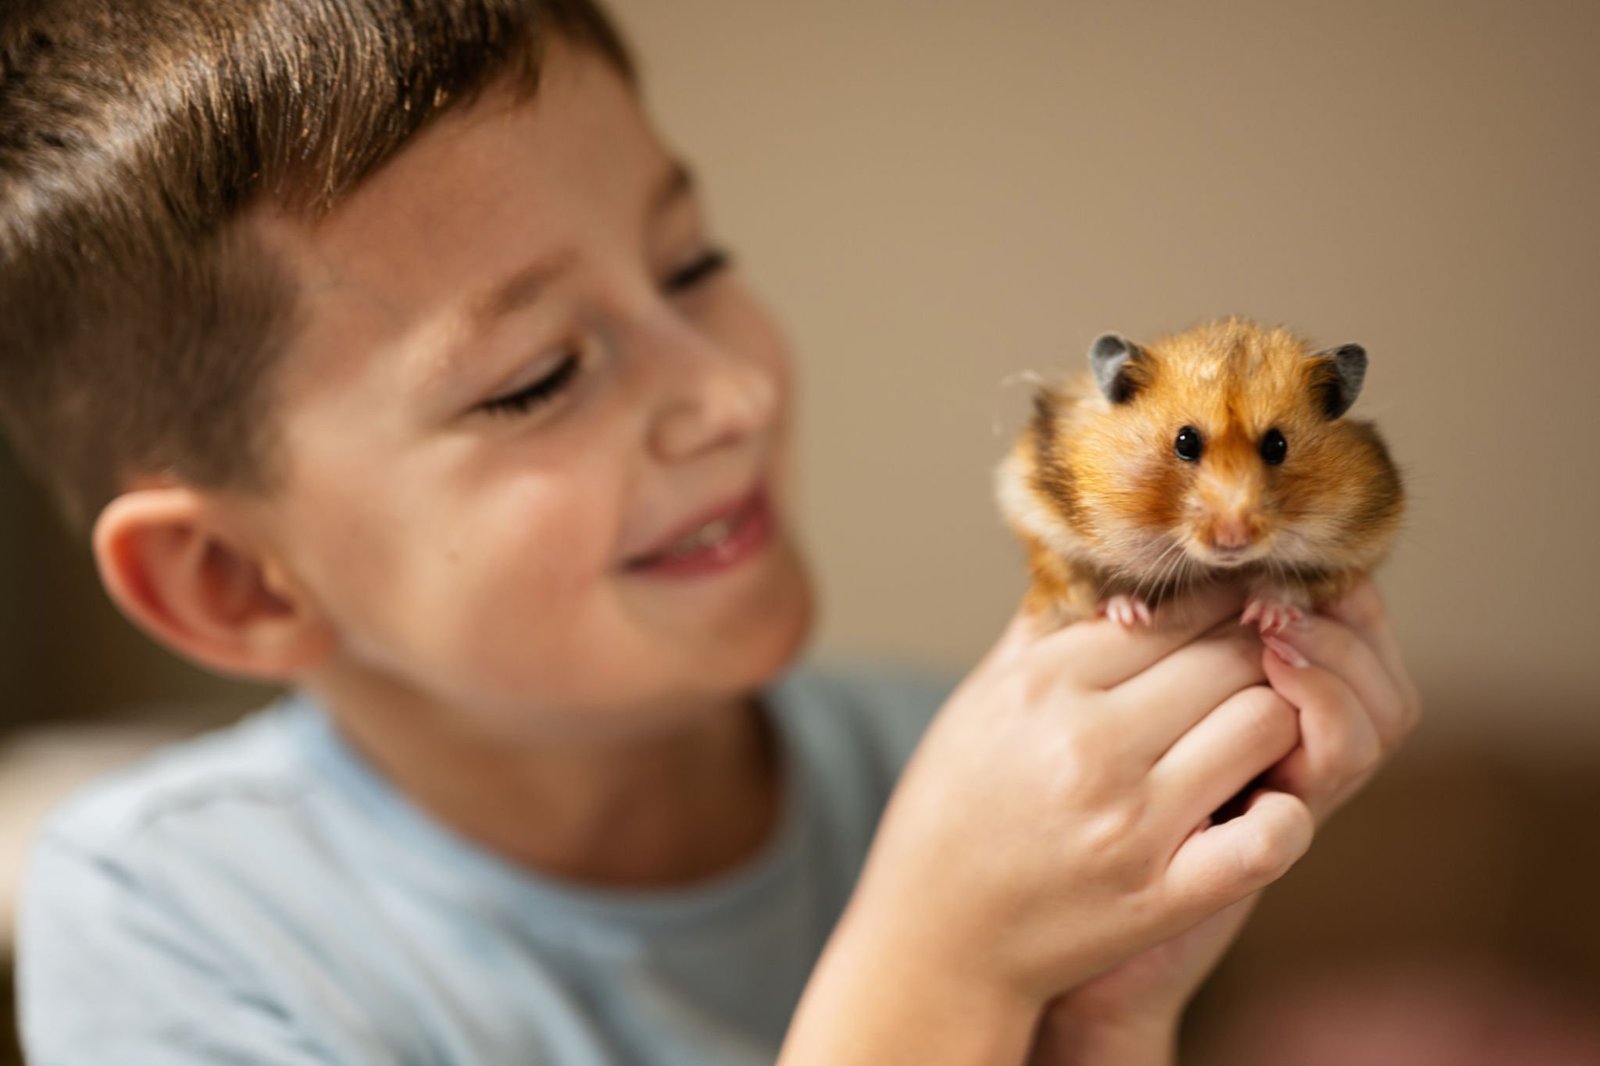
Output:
[996, 317, 1403, 633]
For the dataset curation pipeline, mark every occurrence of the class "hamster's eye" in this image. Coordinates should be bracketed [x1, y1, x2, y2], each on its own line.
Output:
[1174, 425, 1203, 462]
[1260, 428, 1288, 466]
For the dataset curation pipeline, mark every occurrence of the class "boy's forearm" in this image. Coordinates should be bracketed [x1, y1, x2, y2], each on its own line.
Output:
[777, 913, 1039, 1066]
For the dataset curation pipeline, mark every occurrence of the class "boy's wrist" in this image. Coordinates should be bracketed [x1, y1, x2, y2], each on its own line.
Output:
[781, 903, 1043, 1066]
[1030, 1010, 1180, 1066]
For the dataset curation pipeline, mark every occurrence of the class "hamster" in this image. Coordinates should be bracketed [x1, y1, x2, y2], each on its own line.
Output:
[996, 316, 1404, 635]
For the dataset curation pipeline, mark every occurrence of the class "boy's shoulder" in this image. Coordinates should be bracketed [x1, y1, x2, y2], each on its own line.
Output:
[36, 697, 317, 859]
[18, 668, 959, 1062]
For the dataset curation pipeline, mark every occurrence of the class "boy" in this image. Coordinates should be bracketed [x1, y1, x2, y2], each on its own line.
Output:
[0, 1, 1418, 1063]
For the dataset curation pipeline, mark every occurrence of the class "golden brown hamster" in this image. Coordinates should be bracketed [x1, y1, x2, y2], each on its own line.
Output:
[996, 316, 1404, 634]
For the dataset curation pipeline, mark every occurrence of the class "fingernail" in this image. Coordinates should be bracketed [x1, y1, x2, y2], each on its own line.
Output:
[1263, 635, 1310, 668]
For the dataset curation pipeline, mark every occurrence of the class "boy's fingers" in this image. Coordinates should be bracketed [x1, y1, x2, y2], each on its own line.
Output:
[1110, 630, 1268, 755]
[1034, 582, 1248, 690]
[1166, 789, 1314, 909]
[1324, 580, 1422, 731]
[1149, 685, 1299, 821]
[1262, 651, 1384, 818]
[1270, 613, 1412, 747]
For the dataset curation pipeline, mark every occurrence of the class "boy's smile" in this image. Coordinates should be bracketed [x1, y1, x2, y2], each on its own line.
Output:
[238, 38, 814, 746]
[621, 483, 776, 577]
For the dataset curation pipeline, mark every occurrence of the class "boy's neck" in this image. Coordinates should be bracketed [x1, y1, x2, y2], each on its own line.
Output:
[305, 673, 784, 890]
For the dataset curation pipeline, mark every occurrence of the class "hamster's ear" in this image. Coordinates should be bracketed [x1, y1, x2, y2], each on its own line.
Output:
[1088, 333, 1148, 404]
[1308, 343, 1368, 419]
[93, 486, 336, 682]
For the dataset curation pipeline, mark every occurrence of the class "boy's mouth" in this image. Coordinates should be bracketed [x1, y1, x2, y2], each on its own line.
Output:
[623, 487, 773, 577]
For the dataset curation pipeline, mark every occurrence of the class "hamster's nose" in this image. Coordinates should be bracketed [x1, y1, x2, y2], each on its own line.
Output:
[1209, 516, 1254, 552]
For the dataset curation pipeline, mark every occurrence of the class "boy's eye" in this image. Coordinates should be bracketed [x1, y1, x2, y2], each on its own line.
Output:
[662, 247, 731, 294]
[480, 351, 582, 417]
[475, 249, 729, 419]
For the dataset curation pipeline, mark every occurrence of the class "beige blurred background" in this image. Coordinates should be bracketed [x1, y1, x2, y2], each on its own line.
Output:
[3, 0, 1599, 1058]
[610, 0, 1600, 753]
[6, 0, 1597, 745]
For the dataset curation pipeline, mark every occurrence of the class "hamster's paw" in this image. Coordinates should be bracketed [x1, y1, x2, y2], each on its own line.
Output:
[1100, 593, 1153, 627]
[1242, 592, 1304, 636]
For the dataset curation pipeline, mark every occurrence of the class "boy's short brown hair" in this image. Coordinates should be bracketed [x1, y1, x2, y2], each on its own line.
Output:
[0, 0, 635, 532]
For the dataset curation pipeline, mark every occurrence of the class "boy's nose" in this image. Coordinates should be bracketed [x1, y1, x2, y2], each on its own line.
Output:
[647, 330, 778, 462]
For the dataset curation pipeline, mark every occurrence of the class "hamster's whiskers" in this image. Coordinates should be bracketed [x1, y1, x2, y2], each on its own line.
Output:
[1131, 538, 1187, 609]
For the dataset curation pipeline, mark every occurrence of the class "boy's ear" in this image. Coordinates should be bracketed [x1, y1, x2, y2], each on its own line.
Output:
[92, 486, 335, 682]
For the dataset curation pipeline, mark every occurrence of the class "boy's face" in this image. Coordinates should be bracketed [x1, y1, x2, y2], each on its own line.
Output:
[244, 41, 813, 739]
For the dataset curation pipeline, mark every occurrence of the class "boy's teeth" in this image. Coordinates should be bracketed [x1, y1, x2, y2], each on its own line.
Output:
[667, 517, 734, 557]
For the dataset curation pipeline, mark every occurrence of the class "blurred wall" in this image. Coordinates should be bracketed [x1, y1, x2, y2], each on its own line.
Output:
[3, 0, 1598, 750]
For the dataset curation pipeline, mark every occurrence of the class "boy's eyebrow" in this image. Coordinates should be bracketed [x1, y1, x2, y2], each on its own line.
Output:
[466, 160, 696, 331]
[468, 248, 577, 329]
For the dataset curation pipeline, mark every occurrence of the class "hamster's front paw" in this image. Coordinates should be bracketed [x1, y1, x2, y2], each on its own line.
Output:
[1099, 593, 1153, 627]
[1242, 589, 1306, 636]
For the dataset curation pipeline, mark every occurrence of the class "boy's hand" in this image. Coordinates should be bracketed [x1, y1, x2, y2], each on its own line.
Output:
[782, 584, 1315, 1065]
[1028, 579, 1421, 1065]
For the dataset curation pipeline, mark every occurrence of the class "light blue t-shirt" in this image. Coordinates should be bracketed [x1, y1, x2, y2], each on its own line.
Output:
[17, 665, 949, 1065]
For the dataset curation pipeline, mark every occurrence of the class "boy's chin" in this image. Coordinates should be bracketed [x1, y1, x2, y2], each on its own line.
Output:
[744, 579, 816, 684]
[705, 555, 816, 689]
